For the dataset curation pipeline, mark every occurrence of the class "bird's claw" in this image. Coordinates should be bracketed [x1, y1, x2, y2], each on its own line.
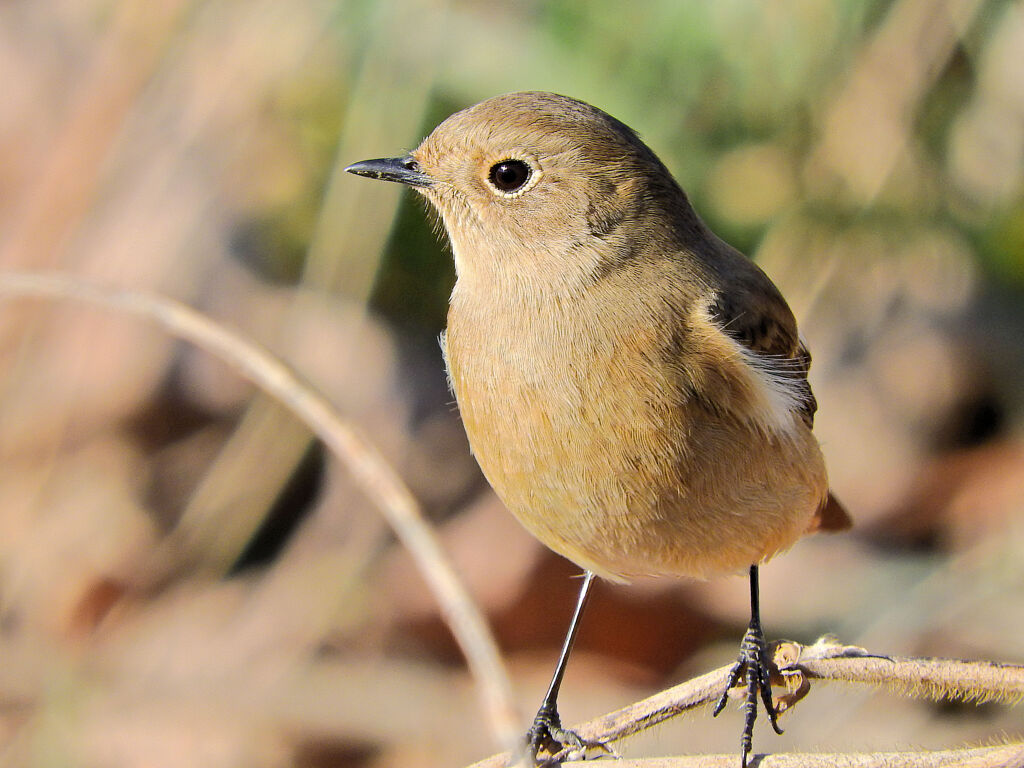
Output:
[524, 703, 612, 765]
[712, 620, 783, 767]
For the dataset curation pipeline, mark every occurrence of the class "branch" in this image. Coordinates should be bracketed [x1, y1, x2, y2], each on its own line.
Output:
[467, 638, 1024, 768]
[562, 744, 1024, 767]
[773, 637, 1024, 711]
[0, 271, 520, 750]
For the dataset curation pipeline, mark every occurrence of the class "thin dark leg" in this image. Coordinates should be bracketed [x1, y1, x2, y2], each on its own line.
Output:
[712, 565, 783, 768]
[525, 571, 599, 761]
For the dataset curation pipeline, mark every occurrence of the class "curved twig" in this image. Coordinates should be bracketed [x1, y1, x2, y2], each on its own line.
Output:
[0, 270, 520, 750]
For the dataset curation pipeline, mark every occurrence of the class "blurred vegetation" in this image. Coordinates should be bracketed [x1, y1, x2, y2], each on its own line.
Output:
[0, 0, 1022, 766]
[237, 0, 1024, 331]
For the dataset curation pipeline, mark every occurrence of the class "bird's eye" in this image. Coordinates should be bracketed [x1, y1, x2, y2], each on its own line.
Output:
[488, 159, 532, 195]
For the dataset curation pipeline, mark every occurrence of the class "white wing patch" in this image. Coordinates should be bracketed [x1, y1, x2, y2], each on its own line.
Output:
[729, 337, 806, 438]
[704, 292, 806, 438]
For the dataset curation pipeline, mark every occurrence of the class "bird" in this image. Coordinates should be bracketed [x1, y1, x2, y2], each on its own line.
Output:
[345, 91, 851, 766]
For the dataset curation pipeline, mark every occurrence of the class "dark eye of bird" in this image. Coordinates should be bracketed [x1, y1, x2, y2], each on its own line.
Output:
[488, 159, 531, 193]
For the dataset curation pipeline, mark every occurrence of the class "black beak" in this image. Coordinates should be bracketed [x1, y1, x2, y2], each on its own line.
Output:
[344, 156, 433, 188]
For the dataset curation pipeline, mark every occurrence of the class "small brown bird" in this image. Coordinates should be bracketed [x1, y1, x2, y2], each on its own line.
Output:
[347, 91, 850, 766]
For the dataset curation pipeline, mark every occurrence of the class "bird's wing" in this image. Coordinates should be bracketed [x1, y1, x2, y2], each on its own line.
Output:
[708, 269, 818, 429]
[708, 264, 853, 531]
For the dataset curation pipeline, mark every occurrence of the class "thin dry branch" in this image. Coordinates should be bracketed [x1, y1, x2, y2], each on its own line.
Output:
[773, 637, 1024, 711]
[562, 744, 1024, 768]
[467, 638, 1024, 768]
[0, 271, 520, 751]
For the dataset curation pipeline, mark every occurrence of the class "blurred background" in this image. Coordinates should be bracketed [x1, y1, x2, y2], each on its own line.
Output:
[0, 0, 1022, 765]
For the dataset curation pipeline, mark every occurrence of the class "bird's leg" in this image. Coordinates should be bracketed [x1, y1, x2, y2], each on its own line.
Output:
[525, 571, 606, 762]
[712, 565, 783, 767]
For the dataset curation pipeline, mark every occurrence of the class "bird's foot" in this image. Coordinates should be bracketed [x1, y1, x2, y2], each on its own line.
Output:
[524, 702, 612, 765]
[712, 620, 783, 767]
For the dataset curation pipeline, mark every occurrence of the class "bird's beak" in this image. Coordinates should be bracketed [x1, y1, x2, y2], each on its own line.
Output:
[344, 156, 433, 188]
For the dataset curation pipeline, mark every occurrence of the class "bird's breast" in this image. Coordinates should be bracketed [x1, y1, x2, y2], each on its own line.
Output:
[444, 284, 693, 575]
[443, 278, 827, 581]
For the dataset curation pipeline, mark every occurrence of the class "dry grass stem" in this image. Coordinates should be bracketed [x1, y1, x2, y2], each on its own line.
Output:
[467, 638, 1024, 767]
[561, 743, 1024, 768]
[179, 5, 445, 579]
[0, 270, 520, 750]
[809, 0, 983, 202]
[776, 638, 1024, 709]
[0, 0, 192, 270]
